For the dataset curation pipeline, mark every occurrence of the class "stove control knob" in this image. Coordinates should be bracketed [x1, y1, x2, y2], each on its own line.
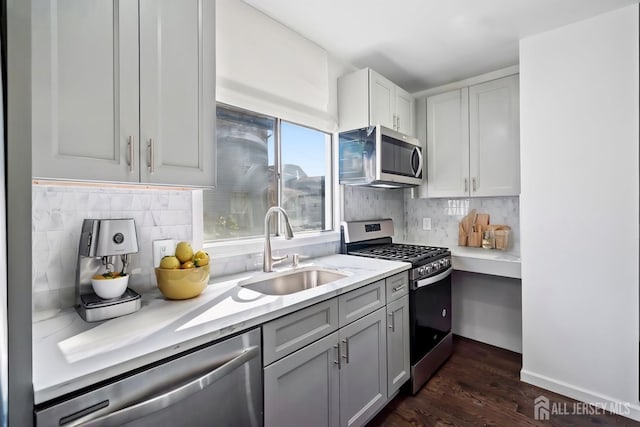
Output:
[443, 258, 450, 267]
[425, 265, 432, 274]
[418, 266, 426, 275]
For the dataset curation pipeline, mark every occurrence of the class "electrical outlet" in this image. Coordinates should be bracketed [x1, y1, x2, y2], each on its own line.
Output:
[153, 239, 176, 267]
[422, 217, 432, 231]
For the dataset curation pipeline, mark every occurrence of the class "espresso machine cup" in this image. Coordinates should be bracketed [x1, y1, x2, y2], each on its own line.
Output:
[75, 218, 142, 322]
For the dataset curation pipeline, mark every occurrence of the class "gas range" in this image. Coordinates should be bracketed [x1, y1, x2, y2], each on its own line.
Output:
[340, 220, 451, 282]
[341, 219, 453, 394]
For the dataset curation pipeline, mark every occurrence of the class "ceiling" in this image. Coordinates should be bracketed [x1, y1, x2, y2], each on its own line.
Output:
[243, 0, 638, 92]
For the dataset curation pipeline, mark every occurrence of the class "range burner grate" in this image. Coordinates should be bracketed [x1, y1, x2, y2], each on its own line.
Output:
[348, 244, 448, 264]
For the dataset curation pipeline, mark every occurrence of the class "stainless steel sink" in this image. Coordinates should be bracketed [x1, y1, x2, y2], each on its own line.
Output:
[239, 267, 347, 295]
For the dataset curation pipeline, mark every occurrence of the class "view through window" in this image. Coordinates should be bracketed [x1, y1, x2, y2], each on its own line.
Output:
[203, 105, 332, 241]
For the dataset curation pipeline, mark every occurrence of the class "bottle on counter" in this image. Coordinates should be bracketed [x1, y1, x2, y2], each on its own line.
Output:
[482, 231, 495, 249]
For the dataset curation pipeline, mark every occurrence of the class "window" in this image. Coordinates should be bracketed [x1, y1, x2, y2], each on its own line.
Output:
[203, 105, 333, 241]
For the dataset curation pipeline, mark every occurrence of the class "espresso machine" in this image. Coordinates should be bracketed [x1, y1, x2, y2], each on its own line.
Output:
[75, 218, 142, 322]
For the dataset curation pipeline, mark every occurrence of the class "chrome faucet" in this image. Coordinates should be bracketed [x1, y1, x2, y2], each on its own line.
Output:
[263, 207, 295, 272]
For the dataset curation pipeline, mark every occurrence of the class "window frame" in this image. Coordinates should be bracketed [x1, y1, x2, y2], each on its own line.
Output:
[201, 104, 339, 254]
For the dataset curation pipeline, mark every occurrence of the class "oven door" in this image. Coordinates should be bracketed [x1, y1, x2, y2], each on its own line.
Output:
[410, 268, 452, 364]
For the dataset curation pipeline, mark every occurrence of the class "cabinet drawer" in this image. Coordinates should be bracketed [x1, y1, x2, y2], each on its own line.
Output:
[386, 272, 409, 302]
[338, 280, 386, 327]
[263, 298, 339, 366]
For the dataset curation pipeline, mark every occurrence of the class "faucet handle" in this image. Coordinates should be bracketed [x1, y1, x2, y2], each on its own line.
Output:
[271, 254, 289, 268]
[292, 254, 309, 267]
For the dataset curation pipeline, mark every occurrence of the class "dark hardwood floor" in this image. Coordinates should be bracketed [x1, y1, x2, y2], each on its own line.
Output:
[369, 336, 639, 427]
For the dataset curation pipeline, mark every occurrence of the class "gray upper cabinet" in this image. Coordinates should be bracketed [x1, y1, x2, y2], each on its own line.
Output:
[32, 0, 216, 187]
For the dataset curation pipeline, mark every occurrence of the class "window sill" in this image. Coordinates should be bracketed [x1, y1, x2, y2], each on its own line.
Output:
[203, 231, 341, 260]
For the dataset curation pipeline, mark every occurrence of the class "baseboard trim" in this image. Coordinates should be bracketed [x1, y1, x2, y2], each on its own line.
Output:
[520, 369, 640, 422]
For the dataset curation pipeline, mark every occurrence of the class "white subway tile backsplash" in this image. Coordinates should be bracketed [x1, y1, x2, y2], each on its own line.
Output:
[32, 185, 194, 313]
[405, 196, 520, 253]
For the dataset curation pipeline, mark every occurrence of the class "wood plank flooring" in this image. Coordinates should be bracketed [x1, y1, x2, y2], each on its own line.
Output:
[368, 336, 639, 427]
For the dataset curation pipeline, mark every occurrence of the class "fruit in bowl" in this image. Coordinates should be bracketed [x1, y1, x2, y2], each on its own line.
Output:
[155, 242, 211, 299]
[91, 272, 129, 300]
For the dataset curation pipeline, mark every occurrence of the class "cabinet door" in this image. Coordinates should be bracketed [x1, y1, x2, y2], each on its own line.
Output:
[339, 308, 387, 427]
[32, 0, 139, 182]
[264, 332, 340, 427]
[369, 70, 395, 129]
[426, 88, 470, 197]
[139, 0, 216, 186]
[386, 295, 410, 396]
[469, 75, 520, 196]
[395, 86, 415, 136]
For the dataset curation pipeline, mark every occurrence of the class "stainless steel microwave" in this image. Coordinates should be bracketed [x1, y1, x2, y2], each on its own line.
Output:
[339, 125, 423, 188]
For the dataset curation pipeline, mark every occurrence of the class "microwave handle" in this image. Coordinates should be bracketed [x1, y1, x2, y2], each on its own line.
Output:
[410, 147, 423, 178]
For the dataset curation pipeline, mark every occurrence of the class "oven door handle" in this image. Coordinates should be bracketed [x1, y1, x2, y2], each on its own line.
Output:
[413, 268, 452, 290]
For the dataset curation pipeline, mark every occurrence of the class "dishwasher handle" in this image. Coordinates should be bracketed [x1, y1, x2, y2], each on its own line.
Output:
[78, 345, 260, 426]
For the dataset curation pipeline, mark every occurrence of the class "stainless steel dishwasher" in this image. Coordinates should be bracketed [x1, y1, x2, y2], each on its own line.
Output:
[35, 328, 262, 427]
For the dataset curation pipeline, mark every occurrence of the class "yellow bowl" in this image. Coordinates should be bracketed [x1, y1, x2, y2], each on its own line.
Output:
[155, 264, 210, 300]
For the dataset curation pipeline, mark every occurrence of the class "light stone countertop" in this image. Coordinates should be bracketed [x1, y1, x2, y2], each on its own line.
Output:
[400, 240, 521, 279]
[32, 254, 410, 405]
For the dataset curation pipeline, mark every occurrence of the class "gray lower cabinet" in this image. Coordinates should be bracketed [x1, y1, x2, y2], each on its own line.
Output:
[386, 295, 410, 396]
[263, 273, 408, 427]
[338, 307, 387, 427]
[264, 308, 388, 427]
[264, 332, 340, 427]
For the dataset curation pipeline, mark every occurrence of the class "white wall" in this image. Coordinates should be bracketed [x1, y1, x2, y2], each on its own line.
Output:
[520, 4, 639, 420]
[452, 272, 522, 353]
[216, 0, 354, 132]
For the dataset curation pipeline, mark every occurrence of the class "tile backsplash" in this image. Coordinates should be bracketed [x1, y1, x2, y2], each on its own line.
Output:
[32, 182, 519, 315]
[32, 185, 193, 314]
[342, 186, 407, 240]
[404, 196, 520, 253]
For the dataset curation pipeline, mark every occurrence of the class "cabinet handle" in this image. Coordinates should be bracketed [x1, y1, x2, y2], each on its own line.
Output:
[397, 116, 400, 131]
[472, 177, 477, 192]
[333, 344, 341, 369]
[464, 178, 468, 193]
[392, 284, 405, 292]
[127, 136, 134, 173]
[341, 338, 349, 364]
[147, 139, 155, 173]
[387, 312, 395, 332]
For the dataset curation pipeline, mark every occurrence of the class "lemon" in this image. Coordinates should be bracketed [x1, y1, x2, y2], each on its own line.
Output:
[159, 255, 181, 269]
[181, 260, 195, 269]
[192, 250, 210, 267]
[175, 242, 194, 263]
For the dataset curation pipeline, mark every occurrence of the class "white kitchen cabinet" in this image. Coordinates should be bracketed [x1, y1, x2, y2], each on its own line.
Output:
[468, 76, 520, 196]
[339, 68, 415, 136]
[264, 332, 340, 427]
[339, 307, 387, 427]
[386, 295, 410, 396]
[32, 0, 216, 187]
[425, 74, 519, 197]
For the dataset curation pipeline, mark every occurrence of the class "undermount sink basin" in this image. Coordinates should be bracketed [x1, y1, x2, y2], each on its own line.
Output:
[239, 267, 348, 296]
